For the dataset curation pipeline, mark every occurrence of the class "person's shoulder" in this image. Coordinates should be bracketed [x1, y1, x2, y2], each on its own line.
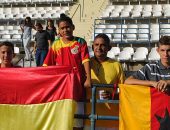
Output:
[144, 60, 159, 67]
[52, 37, 61, 45]
[107, 58, 120, 64]
[74, 37, 86, 44]
[90, 57, 95, 61]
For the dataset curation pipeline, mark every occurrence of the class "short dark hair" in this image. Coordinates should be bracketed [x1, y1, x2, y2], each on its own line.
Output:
[57, 13, 74, 27]
[158, 36, 170, 47]
[0, 41, 14, 53]
[35, 23, 43, 29]
[94, 33, 110, 46]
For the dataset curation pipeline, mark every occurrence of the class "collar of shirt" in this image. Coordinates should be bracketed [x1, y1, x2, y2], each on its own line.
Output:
[158, 60, 170, 69]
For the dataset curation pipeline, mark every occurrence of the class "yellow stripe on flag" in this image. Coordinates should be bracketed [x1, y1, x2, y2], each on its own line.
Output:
[0, 99, 76, 130]
[119, 84, 151, 130]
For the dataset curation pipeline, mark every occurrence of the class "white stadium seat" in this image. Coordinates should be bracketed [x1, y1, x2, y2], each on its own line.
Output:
[148, 47, 160, 61]
[117, 51, 131, 61]
[133, 51, 147, 61]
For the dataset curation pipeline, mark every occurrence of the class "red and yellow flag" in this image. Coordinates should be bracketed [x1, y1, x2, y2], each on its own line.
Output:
[119, 84, 170, 130]
[0, 66, 82, 130]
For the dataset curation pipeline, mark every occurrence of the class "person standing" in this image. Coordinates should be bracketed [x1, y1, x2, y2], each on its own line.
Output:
[84, 34, 125, 130]
[43, 13, 91, 130]
[34, 23, 51, 66]
[20, 17, 35, 61]
[46, 19, 57, 43]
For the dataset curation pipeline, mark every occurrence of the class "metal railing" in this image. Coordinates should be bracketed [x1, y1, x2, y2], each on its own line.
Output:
[75, 84, 119, 130]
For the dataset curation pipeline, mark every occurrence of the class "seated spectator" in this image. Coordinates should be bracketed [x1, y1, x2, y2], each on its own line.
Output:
[84, 34, 125, 130]
[0, 41, 20, 68]
[125, 36, 170, 92]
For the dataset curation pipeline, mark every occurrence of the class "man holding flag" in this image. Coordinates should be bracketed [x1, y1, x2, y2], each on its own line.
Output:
[125, 35, 170, 92]
[120, 35, 170, 130]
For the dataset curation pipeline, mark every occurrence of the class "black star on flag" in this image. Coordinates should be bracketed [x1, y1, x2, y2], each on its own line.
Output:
[155, 108, 170, 130]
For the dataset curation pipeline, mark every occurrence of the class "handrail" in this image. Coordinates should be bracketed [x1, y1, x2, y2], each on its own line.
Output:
[74, 83, 119, 130]
[71, 3, 81, 22]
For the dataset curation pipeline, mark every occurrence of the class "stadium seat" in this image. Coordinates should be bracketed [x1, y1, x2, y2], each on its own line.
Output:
[1, 34, 11, 41]
[51, 12, 60, 19]
[14, 47, 20, 54]
[0, 26, 5, 30]
[132, 51, 147, 61]
[106, 24, 116, 29]
[42, 13, 52, 19]
[122, 47, 134, 55]
[120, 11, 130, 17]
[0, 14, 6, 19]
[148, 47, 160, 61]
[135, 47, 148, 55]
[95, 29, 103, 34]
[142, 11, 152, 17]
[6, 26, 14, 30]
[0, 30, 9, 34]
[117, 51, 131, 61]
[103, 29, 114, 34]
[14, 14, 24, 19]
[110, 11, 120, 17]
[131, 11, 141, 18]
[9, 30, 18, 34]
[109, 47, 120, 56]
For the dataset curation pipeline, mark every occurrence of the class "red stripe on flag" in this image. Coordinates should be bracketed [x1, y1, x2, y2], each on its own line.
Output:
[151, 88, 170, 130]
[0, 66, 82, 104]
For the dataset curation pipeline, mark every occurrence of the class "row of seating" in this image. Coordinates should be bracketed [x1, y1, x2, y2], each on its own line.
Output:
[101, 4, 170, 18]
[0, 0, 73, 4]
[88, 46, 160, 61]
[93, 18, 170, 42]
[0, 6, 69, 20]
[0, 34, 22, 42]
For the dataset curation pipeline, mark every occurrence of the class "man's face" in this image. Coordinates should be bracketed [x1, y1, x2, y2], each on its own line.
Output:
[93, 38, 109, 59]
[36, 26, 43, 32]
[157, 44, 170, 66]
[58, 21, 74, 40]
[0, 45, 14, 65]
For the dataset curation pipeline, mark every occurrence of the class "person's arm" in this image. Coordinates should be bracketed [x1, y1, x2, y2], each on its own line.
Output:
[32, 24, 36, 30]
[33, 42, 36, 54]
[83, 61, 91, 88]
[125, 76, 157, 87]
[20, 25, 24, 33]
[155, 80, 170, 92]
[48, 40, 51, 50]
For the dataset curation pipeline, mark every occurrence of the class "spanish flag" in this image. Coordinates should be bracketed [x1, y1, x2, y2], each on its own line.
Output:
[0, 66, 82, 130]
[119, 84, 170, 130]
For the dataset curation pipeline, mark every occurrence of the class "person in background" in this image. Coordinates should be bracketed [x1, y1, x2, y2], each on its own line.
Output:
[34, 23, 51, 67]
[43, 13, 91, 130]
[125, 35, 170, 92]
[0, 41, 20, 68]
[46, 19, 57, 43]
[84, 33, 125, 130]
[20, 17, 35, 61]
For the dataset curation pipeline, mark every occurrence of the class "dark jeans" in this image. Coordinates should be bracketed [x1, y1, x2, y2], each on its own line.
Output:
[35, 49, 48, 66]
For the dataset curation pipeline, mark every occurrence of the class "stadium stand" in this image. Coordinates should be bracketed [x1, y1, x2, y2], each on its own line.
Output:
[0, 0, 169, 130]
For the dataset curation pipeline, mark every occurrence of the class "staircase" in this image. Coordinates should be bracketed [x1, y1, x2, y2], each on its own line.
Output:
[69, 0, 109, 45]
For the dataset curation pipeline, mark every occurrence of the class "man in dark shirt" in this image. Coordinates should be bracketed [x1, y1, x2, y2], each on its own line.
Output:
[34, 23, 51, 66]
[125, 36, 170, 92]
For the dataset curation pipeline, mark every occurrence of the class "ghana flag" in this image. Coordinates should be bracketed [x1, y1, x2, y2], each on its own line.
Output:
[0, 66, 82, 130]
[119, 84, 170, 130]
